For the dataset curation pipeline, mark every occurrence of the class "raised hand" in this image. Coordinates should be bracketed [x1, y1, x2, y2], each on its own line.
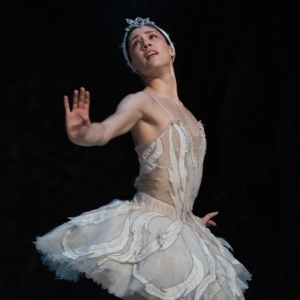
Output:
[201, 211, 218, 227]
[64, 87, 91, 143]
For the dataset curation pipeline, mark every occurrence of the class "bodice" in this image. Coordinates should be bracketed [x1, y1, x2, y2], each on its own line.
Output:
[134, 119, 206, 220]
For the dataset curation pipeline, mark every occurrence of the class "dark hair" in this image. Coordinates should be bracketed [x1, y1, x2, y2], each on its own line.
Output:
[125, 24, 171, 63]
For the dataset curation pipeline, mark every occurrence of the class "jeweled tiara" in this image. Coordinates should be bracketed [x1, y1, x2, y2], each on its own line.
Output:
[125, 17, 155, 32]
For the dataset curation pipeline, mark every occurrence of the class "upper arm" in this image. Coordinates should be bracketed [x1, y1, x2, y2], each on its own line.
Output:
[100, 93, 144, 143]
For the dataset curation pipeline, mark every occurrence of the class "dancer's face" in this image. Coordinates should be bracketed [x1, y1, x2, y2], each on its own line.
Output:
[128, 26, 175, 74]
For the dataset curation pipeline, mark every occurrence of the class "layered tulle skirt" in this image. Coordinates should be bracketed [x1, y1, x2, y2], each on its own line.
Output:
[35, 192, 251, 299]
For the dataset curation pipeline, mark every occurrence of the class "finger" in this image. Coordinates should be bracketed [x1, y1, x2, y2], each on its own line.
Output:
[73, 90, 79, 110]
[202, 211, 219, 225]
[78, 87, 85, 108]
[208, 220, 217, 227]
[64, 95, 70, 113]
[83, 91, 90, 111]
[207, 211, 219, 218]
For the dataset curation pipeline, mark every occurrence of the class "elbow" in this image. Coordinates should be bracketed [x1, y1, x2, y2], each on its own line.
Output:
[96, 123, 110, 146]
[97, 128, 111, 146]
[98, 138, 109, 146]
[69, 137, 89, 147]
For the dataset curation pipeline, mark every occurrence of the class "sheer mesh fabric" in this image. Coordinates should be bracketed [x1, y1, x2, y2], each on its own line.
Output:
[135, 126, 181, 206]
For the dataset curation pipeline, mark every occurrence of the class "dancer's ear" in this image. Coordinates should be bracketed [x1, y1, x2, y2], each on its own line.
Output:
[169, 45, 175, 59]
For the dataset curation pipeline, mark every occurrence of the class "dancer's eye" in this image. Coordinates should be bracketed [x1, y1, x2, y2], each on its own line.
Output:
[132, 41, 140, 48]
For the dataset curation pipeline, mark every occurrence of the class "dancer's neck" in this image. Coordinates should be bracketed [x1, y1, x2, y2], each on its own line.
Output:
[143, 68, 179, 104]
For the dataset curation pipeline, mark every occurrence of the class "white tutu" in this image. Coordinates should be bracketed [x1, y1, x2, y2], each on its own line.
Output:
[36, 119, 251, 299]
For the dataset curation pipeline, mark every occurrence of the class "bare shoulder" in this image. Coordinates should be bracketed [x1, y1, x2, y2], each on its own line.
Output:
[117, 91, 155, 120]
[118, 91, 151, 108]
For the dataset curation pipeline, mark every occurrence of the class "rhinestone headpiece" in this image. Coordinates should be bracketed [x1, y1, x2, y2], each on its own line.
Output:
[121, 17, 175, 69]
[125, 17, 155, 32]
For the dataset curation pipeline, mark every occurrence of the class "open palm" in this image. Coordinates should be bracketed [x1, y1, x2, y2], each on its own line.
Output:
[64, 87, 91, 142]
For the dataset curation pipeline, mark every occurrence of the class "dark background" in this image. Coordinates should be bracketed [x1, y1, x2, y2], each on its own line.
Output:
[1, 0, 299, 299]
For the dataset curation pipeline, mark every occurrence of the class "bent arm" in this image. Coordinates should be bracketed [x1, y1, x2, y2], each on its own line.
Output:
[71, 94, 143, 146]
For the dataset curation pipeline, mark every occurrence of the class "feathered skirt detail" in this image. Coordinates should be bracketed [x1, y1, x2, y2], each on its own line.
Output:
[35, 192, 251, 300]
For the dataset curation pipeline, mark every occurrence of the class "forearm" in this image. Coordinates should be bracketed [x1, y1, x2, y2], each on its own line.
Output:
[70, 122, 108, 147]
[67, 93, 143, 147]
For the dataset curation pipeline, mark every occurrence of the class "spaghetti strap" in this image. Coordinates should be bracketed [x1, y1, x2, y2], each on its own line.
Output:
[145, 93, 172, 121]
[130, 130, 138, 146]
[131, 92, 171, 146]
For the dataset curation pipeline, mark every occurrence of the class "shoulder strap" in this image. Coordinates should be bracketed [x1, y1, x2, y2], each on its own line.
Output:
[146, 93, 172, 121]
[131, 92, 172, 146]
[130, 130, 137, 146]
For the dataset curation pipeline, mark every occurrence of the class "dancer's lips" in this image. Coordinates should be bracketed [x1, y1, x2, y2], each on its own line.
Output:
[146, 51, 158, 58]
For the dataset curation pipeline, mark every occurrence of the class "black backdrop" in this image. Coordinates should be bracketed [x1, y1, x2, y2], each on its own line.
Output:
[2, 0, 299, 299]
